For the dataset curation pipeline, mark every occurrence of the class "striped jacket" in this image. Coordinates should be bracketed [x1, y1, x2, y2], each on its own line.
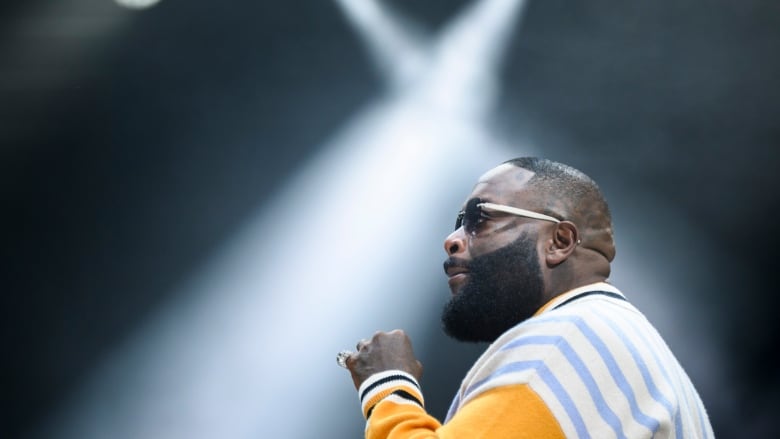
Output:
[357, 282, 714, 438]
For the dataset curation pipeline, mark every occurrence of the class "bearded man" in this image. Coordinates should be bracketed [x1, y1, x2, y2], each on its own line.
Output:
[339, 157, 714, 438]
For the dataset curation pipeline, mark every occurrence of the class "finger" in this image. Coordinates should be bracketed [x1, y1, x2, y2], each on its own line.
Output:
[336, 350, 353, 369]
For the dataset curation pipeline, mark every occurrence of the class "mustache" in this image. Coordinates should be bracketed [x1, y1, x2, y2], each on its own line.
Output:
[443, 257, 470, 273]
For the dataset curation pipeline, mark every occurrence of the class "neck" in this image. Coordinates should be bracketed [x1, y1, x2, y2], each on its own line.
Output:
[543, 253, 610, 304]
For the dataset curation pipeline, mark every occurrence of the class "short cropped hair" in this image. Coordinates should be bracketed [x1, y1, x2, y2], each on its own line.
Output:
[504, 157, 616, 261]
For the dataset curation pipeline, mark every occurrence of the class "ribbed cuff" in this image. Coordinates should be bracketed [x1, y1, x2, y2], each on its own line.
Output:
[358, 370, 424, 419]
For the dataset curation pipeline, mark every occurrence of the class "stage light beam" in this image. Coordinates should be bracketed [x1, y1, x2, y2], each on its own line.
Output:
[114, 0, 162, 10]
[34, 1, 531, 438]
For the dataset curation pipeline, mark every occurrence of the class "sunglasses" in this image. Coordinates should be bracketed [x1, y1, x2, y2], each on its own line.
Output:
[455, 197, 561, 235]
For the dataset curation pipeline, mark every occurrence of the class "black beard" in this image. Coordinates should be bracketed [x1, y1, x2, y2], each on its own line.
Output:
[441, 232, 545, 343]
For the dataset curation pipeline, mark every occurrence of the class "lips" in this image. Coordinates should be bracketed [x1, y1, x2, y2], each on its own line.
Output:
[446, 266, 469, 278]
[443, 259, 470, 282]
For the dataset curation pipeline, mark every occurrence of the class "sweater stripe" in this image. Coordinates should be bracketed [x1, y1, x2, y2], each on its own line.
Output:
[464, 360, 591, 438]
[366, 389, 423, 419]
[615, 308, 708, 439]
[391, 389, 423, 407]
[360, 373, 419, 401]
[444, 392, 460, 421]
[482, 336, 626, 438]
[532, 315, 663, 434]
[357, 370, 423, 419]
[383, 283, 713, 438]
[592, 307, 683, 438]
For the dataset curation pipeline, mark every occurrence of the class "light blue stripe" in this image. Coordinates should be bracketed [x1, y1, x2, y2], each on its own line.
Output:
[483, 336, 625, 438]
[610, 311, 679, 395]
[611, 309, 707, 439]
[591, 307, 683, 438]
[673, 366, 711, 439]
[606, 300, 711, 438]
[444, 393, 460, 422]
[530, 315, 662, 434]
[464, 359, 591, 439]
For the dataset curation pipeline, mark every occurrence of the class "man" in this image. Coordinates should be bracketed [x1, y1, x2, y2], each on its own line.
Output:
[339, 157, 714, 438]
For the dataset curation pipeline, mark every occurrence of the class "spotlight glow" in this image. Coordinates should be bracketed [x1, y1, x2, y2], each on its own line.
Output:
[35, 1, 529, 438]
[115, 0, 161, 10]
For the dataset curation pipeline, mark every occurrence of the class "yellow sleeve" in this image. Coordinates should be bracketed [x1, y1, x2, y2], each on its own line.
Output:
[366, 383, 566, 439]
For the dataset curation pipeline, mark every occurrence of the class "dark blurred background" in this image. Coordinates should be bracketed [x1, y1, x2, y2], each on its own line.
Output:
[3, 0, 779, 438]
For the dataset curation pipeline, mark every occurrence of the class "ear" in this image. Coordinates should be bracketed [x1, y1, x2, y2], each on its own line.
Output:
[545, 221, 579, 266]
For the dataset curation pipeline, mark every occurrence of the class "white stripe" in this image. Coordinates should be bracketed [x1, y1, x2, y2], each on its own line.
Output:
[592, 305, 680, 429]
[451, 283, 713, 438]
[529, 339, 616, 438]
[358, 370, 421, 414]
[640, 322, 702, 436]
[383, 393, 424, 409]
[576, 304, 665, 437]
[527, 378, 580, 438]
[544, 311, 630, 437]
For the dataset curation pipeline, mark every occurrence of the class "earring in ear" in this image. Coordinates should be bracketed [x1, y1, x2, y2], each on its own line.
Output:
[576, 239, 582, 245]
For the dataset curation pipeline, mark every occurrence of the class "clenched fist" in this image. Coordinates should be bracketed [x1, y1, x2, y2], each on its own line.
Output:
[344, 329, 424, 390]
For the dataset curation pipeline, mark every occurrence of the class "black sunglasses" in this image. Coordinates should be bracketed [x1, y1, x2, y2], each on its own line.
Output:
[455, 197, 561, 234]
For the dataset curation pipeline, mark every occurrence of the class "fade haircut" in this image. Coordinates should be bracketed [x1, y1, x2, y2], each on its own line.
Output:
[503, 157, 616, 261]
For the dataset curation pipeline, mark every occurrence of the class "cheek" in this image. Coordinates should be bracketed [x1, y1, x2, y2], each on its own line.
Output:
[467, 237, 509, 260]
[469, 226, 529, 256]
[468, 236, 503, 257]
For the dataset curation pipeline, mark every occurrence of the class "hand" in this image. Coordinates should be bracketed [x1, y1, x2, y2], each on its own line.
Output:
[345, 329, 423, 390]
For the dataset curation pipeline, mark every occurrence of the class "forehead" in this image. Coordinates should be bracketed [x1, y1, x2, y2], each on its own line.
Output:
[469, 163, 536, 204]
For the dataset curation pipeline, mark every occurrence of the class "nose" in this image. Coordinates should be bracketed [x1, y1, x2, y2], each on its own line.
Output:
[444, 229, 467, 256]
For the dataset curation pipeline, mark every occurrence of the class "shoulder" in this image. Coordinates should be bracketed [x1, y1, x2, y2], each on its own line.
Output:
[460, 296, 646, 405]
[457, 308, 585, 405]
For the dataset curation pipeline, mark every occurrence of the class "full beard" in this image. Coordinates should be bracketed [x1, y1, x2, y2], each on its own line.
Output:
[441, 232, 545, 343]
